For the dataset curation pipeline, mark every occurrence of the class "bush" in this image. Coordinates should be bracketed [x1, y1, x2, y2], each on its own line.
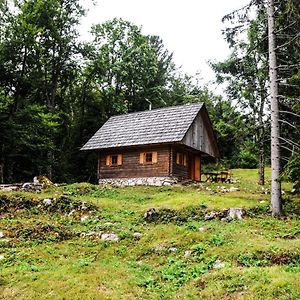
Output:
[237, 150, 257, 168]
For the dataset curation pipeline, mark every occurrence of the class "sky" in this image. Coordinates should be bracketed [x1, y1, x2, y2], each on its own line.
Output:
[80, 0, 250, 85]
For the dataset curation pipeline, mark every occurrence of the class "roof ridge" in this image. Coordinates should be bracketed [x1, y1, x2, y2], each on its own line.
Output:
[109, 102, 203, 119]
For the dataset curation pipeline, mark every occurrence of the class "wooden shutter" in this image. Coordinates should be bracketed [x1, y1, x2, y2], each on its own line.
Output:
[117, 154, 122, 165]
[106, 155, 110, 166]
[176, 153, 180, 164]
[152, 151, 157, 163]
[139, 152, 144, 164]
[183, 154, 187, 166]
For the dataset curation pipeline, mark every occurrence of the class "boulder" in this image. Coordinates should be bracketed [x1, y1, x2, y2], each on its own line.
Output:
[101, 233, 119, 242]
[228, 207, 245, 220]
[153, 245, 165, 253]
[43, 198, 52, 206]
[133, 232, 143, 240]
[169, 247, 178, 252]
[198, 227, 208, 233]
[144, 208, 157, 222]
[0, 231, 4, 238]
[80, 215, 89, 222]
[213, 259, 225, 269]
[184, 250, 192, 258]
[204, 211, 217, 221]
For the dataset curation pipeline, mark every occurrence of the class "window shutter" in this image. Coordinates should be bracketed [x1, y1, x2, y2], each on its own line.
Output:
[117, 154, 122, 165]
[176, 153, 180, 164]
[152, 152, 157, 163]
[183, 154, 187, 166]
[106, 155, 110, 166]
[139, 153, 144, 164]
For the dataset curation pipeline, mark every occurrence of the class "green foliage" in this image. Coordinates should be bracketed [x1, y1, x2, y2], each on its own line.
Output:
[237, 150, 258, 168]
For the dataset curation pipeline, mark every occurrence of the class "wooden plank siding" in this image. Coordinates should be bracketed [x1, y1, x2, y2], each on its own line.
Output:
[171, 146, 201, 181]
[181, 109, 219, 158]
[98, 146, 170, 179]
[171, 148, 189, 180]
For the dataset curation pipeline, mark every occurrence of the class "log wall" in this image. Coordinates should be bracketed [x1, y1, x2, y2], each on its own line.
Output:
[98, 146, 170, 179]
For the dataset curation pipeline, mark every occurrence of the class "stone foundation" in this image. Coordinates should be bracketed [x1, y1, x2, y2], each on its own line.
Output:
[98, 177, 178, 187]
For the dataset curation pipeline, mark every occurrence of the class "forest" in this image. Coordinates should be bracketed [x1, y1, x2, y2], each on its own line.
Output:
[0, 1, 300, 298]
[0, 0, 299, 188]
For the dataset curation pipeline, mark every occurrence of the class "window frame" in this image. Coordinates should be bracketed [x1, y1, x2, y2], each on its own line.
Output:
[140, 151, 158, 165]
[176, 152, 187, 166]
[106, 154, 122, 167]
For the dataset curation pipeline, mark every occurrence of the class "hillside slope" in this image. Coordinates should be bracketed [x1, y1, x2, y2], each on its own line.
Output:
[0, 169, 299, 299]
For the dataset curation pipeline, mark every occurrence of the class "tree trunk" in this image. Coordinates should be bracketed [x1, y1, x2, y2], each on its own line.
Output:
[258, 141, 265, 185]
[0, 163, 3, 184]
[267, 0, 282, 216]
[258, 82, 266, 186]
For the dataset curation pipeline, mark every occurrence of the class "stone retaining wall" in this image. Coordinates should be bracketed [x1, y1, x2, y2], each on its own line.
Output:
[98, 177, 178, 187]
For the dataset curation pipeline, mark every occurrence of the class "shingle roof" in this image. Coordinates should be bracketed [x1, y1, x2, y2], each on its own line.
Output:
[81, 103, 204, 150]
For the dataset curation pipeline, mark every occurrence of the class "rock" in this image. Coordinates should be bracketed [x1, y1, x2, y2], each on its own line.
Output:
[133, 232, 143, 240]
[21, 182, 42, 192]
[43, 198, 52, 205]
[81, 215, 89, 222]
[169, 247, 178, 252]
[68, 209, 76, 216]
[0, 255, 4, 261]
[101, 233, 119, 242]
[81, 202, 88, 210]
[184, 250, 192, 258]
[260, 200, 266, 204]
[198, 227, 208, 232]
[0, 231, 4, 238]
[153, 245, 165, 252]
[228, 208, 245, 220]
[36, 175, 53, 187]
[103, 222, 114, 226]
[144, 208, 157, 222]
[33, 176, 40, 185]
[229, 187, 239, 192]
[204, 212, 217, 221]
[213, 259, 225, 269]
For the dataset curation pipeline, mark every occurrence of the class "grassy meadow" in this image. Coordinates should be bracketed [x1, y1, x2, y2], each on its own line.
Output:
[0, 169, 299, 299]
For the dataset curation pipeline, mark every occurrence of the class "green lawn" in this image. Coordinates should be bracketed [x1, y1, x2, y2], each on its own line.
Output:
[0, 169, 299, 299]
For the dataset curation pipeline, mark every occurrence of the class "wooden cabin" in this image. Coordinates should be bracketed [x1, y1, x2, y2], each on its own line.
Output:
[81, 103, 219, 186]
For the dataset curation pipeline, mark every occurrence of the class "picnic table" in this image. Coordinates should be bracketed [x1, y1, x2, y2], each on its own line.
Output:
[202, 171, 232, 183]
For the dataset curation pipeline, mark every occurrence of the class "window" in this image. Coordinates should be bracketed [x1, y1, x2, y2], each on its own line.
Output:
[140, 151, 157, 164]
[106, 154, 122, 166]
[176, 152, 187, 166]
[145, 152, 153, 163]
[111, 155, 118, 165]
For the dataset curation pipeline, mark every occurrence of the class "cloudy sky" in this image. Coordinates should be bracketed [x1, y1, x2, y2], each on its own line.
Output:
[80, 0, 250, 84]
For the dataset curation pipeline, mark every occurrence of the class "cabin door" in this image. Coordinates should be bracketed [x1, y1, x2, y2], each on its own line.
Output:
[189, 155, 201, 181]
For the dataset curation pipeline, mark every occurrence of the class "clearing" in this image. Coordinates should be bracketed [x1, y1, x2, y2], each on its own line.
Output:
[0, 169, 299, 299]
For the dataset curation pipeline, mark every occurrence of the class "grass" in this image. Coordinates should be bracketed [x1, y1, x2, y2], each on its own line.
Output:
[0, 168, 299, 299]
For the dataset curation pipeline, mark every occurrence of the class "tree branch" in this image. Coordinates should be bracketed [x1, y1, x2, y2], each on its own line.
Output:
[279, 110, 300, 118]
[280, 145, 294, 153]
[279, 137, 300, 149]
[275, 32, 300, 50]
[279, 119, 297, 129]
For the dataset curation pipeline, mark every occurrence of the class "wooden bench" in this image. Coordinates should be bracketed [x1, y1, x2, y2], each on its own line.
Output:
[202, 171, 231, 183]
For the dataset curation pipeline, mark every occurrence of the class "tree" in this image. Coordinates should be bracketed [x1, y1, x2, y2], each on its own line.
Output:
[268, 0, 282, 216]
[0, 0, 85, 182]
[86, 18, 176, 115]
[211, 2, 269, 184]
